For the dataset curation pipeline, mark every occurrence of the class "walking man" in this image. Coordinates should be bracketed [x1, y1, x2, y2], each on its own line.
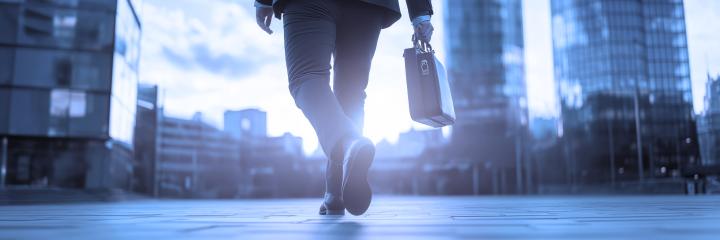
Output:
[254, 0, 434, 216]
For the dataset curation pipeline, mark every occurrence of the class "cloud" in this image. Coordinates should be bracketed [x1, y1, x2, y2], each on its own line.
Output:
[139, 0, 291, 126]
[160, 46, 192, 69]
[141, 0, 282, 79]
[160, 44, 266, 78]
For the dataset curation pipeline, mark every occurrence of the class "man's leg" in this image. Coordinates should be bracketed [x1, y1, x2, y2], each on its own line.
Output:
[331, 1, 385, 216]
[332, 3, 384, 131]
[282, 0, 356, 215]
[283, 0, 358, 160]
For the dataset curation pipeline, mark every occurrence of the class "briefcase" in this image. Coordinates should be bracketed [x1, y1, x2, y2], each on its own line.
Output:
[403, 38, 455, 128]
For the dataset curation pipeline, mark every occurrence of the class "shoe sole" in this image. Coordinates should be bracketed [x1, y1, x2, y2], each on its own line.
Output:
[342, 141, 374, 216]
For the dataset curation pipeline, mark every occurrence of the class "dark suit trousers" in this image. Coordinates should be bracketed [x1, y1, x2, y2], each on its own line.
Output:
[283, 0, 384, 159]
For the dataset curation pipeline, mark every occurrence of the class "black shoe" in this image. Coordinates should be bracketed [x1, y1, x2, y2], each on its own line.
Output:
[319, 192, 344, 215]
[341, 137, 375, 216]
[319, 157, 344, 215]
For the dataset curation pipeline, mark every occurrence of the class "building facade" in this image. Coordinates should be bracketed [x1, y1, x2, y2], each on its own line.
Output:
[698, 75, 720, 166]
[240, 132, 314, 198]
[0, 0, 140, 189]
[445, 0, 529, 194]
[133, 84, 159, 195]
[156, 114, 241, 198]
[551, 0, 698, 188]
[223, 108, 321, 198]
[224, 109, 267, 141]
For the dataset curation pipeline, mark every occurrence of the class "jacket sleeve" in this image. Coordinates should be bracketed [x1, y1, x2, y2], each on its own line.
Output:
[256, 0, 272, 6]
[405, 0, 433, 20]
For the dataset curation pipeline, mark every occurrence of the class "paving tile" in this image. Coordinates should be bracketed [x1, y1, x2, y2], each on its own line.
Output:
[0, 196, 719, 239]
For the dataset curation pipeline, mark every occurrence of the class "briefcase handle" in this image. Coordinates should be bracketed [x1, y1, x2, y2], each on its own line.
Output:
[412, 34, 434, 54]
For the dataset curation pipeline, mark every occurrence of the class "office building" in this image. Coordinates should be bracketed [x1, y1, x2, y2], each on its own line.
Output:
[528, 117, 565, 193]
[698, 75, 720, 166]
[224, 109, 267, 141]
[242, 132, 313, 197]
[133, 84, 159, 194]
[156, 114, 241, 198]
[551, 0, 698, 187]
[445, 0, 530, 194]
[371, 128, 449, 195]
[0, 0, 141, 189]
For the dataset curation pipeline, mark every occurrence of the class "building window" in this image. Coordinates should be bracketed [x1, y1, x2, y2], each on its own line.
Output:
[0, 48, 13, 84]
[9, 88, 50, 136]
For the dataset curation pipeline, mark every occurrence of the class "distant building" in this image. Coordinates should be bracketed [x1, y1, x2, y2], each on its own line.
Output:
[698, 75, 720, 166]
[242, 133, 318, 198]
[133, 84, 159, 195]
[0, 0, 141, 189]
[375, 128, 444, 160]
[371, 128, 452, 195]
[223, 108, 323, 198]
[528, 117, 565, 194]
[551, 0, 698, 189]
[529, 117, 558, 141]
[224, 109, 267, 141]
[445, 0, 530, 194]
[157, 114, 241, 198]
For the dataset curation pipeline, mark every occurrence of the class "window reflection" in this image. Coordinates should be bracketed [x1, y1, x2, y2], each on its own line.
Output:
[49, 89, 70, 136]
[69, 92, 109, 137]
[52, 12, 77, 39]
[108, 0, 140, 146]
[552, 0, 697, 183]
[69, 91, 86, 117]
[18, 5, 114, 51]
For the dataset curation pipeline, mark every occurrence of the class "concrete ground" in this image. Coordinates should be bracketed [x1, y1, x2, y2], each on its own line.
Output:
[1, 196, 719, 239]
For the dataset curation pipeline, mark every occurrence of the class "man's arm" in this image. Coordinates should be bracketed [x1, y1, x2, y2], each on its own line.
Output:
[406, 0, 434, 43]
[406, 0, 433, 21]
[255, 0, 272, 6]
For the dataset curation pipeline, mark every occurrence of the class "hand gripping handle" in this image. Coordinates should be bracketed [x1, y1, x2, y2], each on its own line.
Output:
[412, 34, 434, 54]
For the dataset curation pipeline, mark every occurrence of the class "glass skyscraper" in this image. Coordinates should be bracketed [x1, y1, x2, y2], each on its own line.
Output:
[445, 0, 529, 194]
[0, 0, 141, 189]
[551, 0, 698, 186]
[698, 75, 720, 166]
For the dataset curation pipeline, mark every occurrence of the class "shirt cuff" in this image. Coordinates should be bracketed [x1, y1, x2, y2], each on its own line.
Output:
[412, 15, 431, 28]
[254, 1, 272, 8]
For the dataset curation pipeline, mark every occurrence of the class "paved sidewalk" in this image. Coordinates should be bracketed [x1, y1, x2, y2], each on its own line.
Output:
[1, 196, 719, 239]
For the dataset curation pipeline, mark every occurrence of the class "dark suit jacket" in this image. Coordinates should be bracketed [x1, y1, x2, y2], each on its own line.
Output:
[256, 0, 433, 29]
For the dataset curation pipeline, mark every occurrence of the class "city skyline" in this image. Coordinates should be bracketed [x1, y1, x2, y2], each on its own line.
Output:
[138, 0, 720, 154]
[1, 0, 718, 198]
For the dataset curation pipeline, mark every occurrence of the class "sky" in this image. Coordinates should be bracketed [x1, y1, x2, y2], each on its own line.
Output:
[137, 0, 720, 154]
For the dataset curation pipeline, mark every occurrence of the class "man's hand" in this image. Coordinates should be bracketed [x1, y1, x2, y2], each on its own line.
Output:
[256, 6, 273, 34]
[414, 21, 433, 43]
